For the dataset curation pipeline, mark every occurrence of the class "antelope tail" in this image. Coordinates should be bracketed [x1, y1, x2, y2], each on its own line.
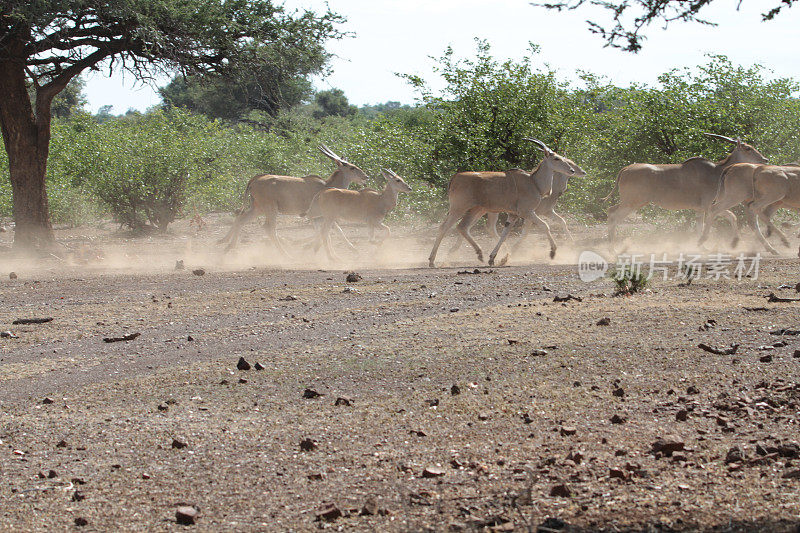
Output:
[601, 169, 624, 202]
[237, 177, 255, 215]
[711, 167, 731, 207]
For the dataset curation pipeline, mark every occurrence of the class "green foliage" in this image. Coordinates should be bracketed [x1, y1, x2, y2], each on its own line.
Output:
[59, 110, 234, 231]
[609, 267, 649, 295]
[313, 89, 357, 119]
[403, 40, 585, 187]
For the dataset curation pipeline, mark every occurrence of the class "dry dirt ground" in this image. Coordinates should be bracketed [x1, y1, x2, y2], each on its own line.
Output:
[1, 215, 800, 532]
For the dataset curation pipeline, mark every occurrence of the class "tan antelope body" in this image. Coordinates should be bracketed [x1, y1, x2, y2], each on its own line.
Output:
[218, 145, 367, 254]
[605, 134, 768, 245]
[307, 169, 412, 260]
[428, 139, 576, 267]
[699, 163, 792, 249]
[447, 156, 586, 253]
[742, 164, 800, 254]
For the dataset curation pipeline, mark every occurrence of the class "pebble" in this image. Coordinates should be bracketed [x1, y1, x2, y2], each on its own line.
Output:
[175, 506, 198, 525]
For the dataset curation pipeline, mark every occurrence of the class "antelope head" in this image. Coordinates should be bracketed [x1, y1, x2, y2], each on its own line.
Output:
[318, 144, 369, 186]
[524, 138, 577, 176]
[380, 169, 413, 193]
[703, 133, 768, 165]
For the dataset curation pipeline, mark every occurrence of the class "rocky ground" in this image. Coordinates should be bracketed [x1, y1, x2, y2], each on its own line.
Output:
[0, 217, 799, 532]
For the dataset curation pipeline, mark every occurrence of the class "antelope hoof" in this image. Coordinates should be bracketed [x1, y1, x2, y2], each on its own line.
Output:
[497, 254, 509, 266]
[428, 259, 436, 268]
[549, 247, 556, 259]
[730, 236, 740, 248]
[488, 255, 496, 267]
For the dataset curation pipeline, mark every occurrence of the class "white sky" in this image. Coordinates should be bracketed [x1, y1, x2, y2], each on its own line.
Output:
[83, 0, 800, 113]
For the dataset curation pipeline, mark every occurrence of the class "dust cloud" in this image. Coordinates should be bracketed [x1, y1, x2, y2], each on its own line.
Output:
[0, 212, 789, 280]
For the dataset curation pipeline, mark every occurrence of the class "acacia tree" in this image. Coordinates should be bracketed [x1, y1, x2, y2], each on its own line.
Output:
[0, 0, 342, 248]
[531, 0, 796, 51]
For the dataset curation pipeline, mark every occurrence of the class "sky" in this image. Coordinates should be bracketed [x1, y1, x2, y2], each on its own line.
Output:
[83, 0, 800, 114]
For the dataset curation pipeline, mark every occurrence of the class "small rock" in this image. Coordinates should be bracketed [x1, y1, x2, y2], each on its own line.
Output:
[346, 272, 362, 283]
[609, 468, 628, 480]
[171, 438, 187, 449]
[303, 388, 322, 399]
[783, 469, 800, 479]
[686, 385, 700, 395]
[42, 397, 54, 404]
[253, 362, 264, 370]
[612, 387, 625, 398]
[566, 450, 584, 464]
[760, 354, 773, 363]
[610, 414, 627, 424]
[9, 272, 17, 280]
[307, 472, 325, 481]
[449, 307, 459, 313]
[0, 331, 18, 338]
[238, 378, 248, 384]
[236, 357, 251, 371]
[56, 440, 67, 448]
[186, 335, 194, 342]
[47, 469, 57, 478]
[175, 506, 198, 525]
[539, 518, 568, 530]
[560, 426, 577, 436]
[425, 398, 439, 407]
[596, 317, 611, 326]
[549, 484, 571, 497]
[553, 294, 582, 303]
[530, 349, 548, 356]
[142, 473, 151, 479]
[157, 404, 168, 411]
[334, 397, 352, 406]
[794, 350, 800, 359]
[72, 491, 85, 502]
[725, 446, 744, 464]
[315, 502, 342, 522]
[278, 295, 297, 301]
[74, 517, 88, 527]
[174, 260, 185, 271]
[361, 497, 379, 516]
[300, 438, 318, 452]
[676, 409, 689, 421]
[450, 384, 461, 395]
[342, 286, 356, 293]
[192, 268, 205, 276]
[421, 466, 446, 478]
[650, 436, 685, 457]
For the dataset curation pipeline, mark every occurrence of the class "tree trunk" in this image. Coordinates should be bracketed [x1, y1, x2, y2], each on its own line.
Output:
[0, 54, 55, 249]
[7, 136, 53, 248]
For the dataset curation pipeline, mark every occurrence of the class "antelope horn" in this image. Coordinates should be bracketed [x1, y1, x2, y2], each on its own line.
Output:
[702, 132, 737, 144]
[318, 144, 343, 162]
[523, 137, 550, 152]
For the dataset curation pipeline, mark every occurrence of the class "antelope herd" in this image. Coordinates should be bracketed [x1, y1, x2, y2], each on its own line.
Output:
[222, 134, 799, 265]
